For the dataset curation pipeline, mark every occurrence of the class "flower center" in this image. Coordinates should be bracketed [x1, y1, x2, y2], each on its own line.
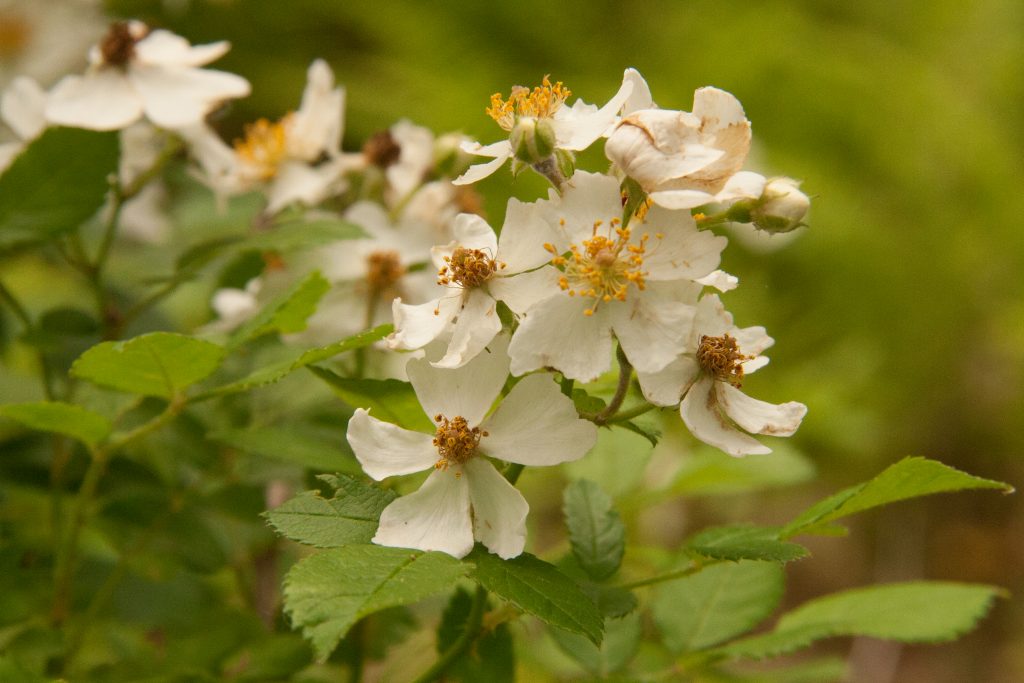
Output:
[696, 334, 752, 387]
[100, 21, 146, 67]
[0, 11, 30, 59]
[486, 76, 571, 132]
[437, 247, 504, 289]
[234, 115, 294, 180]
[365, 250, 405, 294]
[362, 130, 402, 169]
[545, 218, 650, 316]
[432, 415, 486, 470]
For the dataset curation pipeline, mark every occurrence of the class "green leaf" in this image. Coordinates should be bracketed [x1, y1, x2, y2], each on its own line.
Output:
[310, 368, 434, 431]
[563, 479, 625, 581]
[688, 525, 809, 563]
[228, 271, 330, 348]
[0, 127, 119, 250]
[437, 587, 515, 683]
[551, 612, 641, 677]
[266, 476, 397, 547]
[783, 457, 1013, 538]
[469, 548, 604, 645]
[0, 401, 111, 447]
[211, 424, 356, 472]
[71, 332, 225, 398]
[243, 218, 365, 252]
[283, 545, 468, 661]
[198, 324, 391, 399]
[652, 560, 784, 652]
[611, 418, 660, 447]
[719, 582, 1003, 660]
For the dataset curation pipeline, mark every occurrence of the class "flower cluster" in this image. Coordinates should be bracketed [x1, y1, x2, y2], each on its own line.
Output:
[0, 21, 809, 560]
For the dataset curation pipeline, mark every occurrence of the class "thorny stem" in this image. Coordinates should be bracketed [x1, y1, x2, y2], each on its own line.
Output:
[411, 585, 488, 683]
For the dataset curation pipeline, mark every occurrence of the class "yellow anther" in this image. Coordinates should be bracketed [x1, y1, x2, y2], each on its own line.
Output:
[432, 415, 486, 469]
[696, 334, 753, 387]
[234, 115, 294, 180]
[486, 76, 571, 131]
[365, 250, 405, 294]
[437, 247, 501, 289]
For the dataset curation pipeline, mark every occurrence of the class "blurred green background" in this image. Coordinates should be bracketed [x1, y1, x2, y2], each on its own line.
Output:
[4, 0, 1023, 680]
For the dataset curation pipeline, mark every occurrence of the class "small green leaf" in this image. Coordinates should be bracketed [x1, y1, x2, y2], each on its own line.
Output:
[71, 332, 225, 398]
[0, 127, 119, 250]
[266, 476, 397, 547]
[611, 418, 660, 447]
[284, 545, 468, 661]
[653, 560, 784, 652]
[310, 368, 434, 431]
[469, 548, 604, 645]
[688, 525, 809, 563]
[719, 582, 1003, 660]
[564, 479, 625, 581]
[0, 401, 111, 447]
[229, 271, 330, 348]
[437, 587, 515, 683]
[783, 457, 1013, 538]
[551, 612, 641, 677]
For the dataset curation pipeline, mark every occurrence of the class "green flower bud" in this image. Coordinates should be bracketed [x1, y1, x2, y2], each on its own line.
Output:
[510, 116, 556, 165]
[752, 177, 809, 233]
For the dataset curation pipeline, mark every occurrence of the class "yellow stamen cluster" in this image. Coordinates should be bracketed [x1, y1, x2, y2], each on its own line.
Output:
[365, 250, 406, 294]
[234, 115, 293, 181]
[696, 334, 752, 387]
[486, 76, 571, 131]
[433, 415, 486, 471]
[545, 218, 650, 316]
[437, 247, 505, 289]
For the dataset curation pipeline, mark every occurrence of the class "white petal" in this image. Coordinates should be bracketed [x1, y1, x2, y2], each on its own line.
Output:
[2, 77, 47, 140]
[388, 295, 461, 351]
[691, 293, 735, 342]
[346, 408, 437, 480]
[610, 293, 693, 374]
[481, 373, 597, 466]
[733, 324, 774, 357]
[621, 68, 655, 114]
[265, 160, 342, 213]
[648, 189, 716, 210]
[635, 355, 700, 407]
[487, 266, 562, 315]
[718, 384, 807, 437]
[696, 269, 738, 292]
[716, 171, 766, 203]
[641, 208, 727, 281]
[552, 75, 633, 150]
[407, 334, 510, 425]
[544, 171, 623, 245]
[680, 376, 769, 456]
[432, 289, 502, 369]
[134, 30, 231, 67]
[289, 59, 344, 160]
[130, 64, 250, 130]
[692, 87, 748, 131]
[373, 468, 474, 558]
[464, 458, 529, 559]
[453, 144, 511, 185]
[495, 197, 556, 273]
[46, 71, 143, 131]
[507, 294, 614, 382]
[452, 213, 499, 254]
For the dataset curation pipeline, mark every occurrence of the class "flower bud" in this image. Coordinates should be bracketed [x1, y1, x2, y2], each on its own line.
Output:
[752, 177, 809, 233]
[434, 132, 473, 178]
[509, 116, 556, 165]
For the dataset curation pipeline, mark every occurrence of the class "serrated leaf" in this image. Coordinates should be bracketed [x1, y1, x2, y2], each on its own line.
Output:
[266, 476, 396, 547]
[564, 479, 625, 581]
[284, 545, 468, 661]
[688, 525, 809, 563]
[592, 585, 638, 619]
[0, 127, 119, 250]
[653, 560, 784, 652]
[611, 417, 660, 447]
[228, 271, 330, 349]
[71, 332, 225, 398]
[437, 587, 515, 683]
[469, 548, 604, 645]
[0, 401, 111, 447]
[783, 457, 1013, 538]
[551, 612, 641, 677]
[719, 582, 1002, 660]
[310, 368, 434, 431]
[197, 324, 392, 398]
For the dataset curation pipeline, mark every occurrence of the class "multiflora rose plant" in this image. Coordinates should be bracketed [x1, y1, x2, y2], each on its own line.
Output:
[0, 19, 1012, 683]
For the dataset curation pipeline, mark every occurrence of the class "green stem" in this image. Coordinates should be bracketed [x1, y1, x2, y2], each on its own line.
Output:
[615, 559, 723, 591]
[0, 277, 32, 326]
[582, 345, 633, 425]
[559, 375, 574, 398]
[411, 585, 488, 683]
[607, 403, 657, 424]
[0, 277, 57, 399]
[504, 463, 525, 485]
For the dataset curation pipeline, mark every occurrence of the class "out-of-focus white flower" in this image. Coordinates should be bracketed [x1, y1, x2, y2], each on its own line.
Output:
[454, 73, 634, 185]
[635, 294, 806, 456]
[347, 336, 597, 559]
[0, 76, 46, 172]
[45, 20, 250, 131]
[384, 119, 434, 202]
[606, 78, 751, 210]
[0, 0, 105, 91]
[388, 200, 555, 368]
[506, 171, 726, 383]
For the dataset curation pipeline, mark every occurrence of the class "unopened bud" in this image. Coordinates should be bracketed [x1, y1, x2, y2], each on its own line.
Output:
[510, 116, 556, 165]
[434, 132, 473, 178]
[752, 178, 809, 233]
[554, 148, 576, 180]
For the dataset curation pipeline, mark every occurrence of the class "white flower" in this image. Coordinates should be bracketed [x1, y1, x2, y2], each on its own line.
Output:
[347, 337, 597, 558]
[507, 171, 727, 383]
[0, 0, 106, 91]
[453, 72, 634, 185]
[635, 294, 806, 456]
[384, 119, 436, 202]
[606, 78, 752, 210]
[188, 59, 358, 214]
[45, 20, 250, 131]
[388, 199, 556, 368]
[751, 177, 810, 233]
[0, 76, 46, 172]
